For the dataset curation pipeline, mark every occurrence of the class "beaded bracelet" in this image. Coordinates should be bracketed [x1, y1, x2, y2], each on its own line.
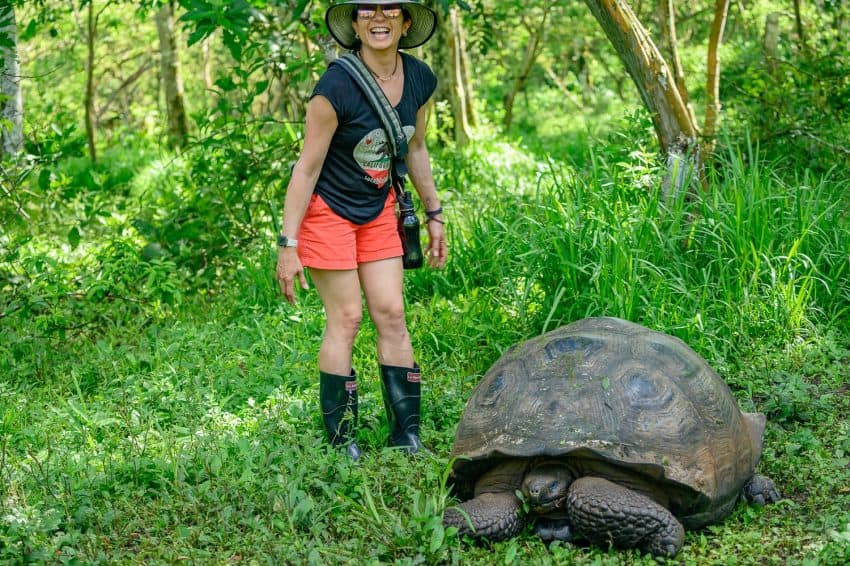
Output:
[425, 207, 444, 224]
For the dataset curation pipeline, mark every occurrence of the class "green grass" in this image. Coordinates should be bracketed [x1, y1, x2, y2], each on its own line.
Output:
[2, 136, 850, 564]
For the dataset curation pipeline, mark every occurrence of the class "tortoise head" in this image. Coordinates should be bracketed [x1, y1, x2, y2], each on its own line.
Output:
[521, 460, 574, 514]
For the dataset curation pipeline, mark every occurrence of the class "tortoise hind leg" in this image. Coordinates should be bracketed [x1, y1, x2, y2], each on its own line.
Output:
[566, 477, 685, 558]
[743, 474, 781, 505]
[443, 492, 525, 540]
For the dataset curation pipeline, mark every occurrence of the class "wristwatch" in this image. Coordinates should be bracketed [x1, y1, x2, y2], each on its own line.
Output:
[277, 234, 298, 248]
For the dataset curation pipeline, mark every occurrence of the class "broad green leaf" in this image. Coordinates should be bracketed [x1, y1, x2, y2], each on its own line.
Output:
[68, 226, 81, 248]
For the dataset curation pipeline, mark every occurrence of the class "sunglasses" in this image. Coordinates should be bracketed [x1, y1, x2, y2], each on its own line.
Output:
[356, 4, 403, 20]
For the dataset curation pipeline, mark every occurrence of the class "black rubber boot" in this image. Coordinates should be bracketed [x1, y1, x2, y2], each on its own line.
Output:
[380, 363, 429, 454]
[319, 369, 361, 461]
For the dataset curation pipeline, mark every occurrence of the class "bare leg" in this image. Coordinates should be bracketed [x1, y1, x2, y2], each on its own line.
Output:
[358, 257, 414, 367]
[359, 257, 426, 451]
[310, 268, 363, 375]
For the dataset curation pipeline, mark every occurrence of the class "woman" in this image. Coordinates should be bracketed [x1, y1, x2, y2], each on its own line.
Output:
[275, 1, 447, 460]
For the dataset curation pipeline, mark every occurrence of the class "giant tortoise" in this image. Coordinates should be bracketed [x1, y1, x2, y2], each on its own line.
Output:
[443, 317, 780, 557]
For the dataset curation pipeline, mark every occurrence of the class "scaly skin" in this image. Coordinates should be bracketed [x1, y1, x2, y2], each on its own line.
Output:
[566, 477, 685, 558]
[445, 464, 779, 558]
[743, 474, 781, 506]
[521, 461, 574, 514]
[443, 492, 525, 540]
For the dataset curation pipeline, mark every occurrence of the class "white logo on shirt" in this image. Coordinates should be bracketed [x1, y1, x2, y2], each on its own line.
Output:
[353, 126, 415, 189]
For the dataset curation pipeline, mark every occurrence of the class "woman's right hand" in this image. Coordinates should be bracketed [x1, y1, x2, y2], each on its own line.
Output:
[276, 247, 308, 304]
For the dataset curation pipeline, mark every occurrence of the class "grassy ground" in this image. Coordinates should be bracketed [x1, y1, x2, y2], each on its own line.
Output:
[2, 137, 850, 564]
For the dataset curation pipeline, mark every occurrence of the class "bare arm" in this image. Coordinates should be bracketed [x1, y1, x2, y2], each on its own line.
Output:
[405, 104, 447, 268]
[276, 95, 338, 304]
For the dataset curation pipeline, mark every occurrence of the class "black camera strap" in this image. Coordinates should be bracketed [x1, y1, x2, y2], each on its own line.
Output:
[335, 53, 409, 192]
[335, 53, 423, 270]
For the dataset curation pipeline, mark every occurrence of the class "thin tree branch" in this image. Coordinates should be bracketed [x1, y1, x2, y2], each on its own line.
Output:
[96, 59, 154, 122]
[703, 0, 731, 156]
[790, 129, 850, 155]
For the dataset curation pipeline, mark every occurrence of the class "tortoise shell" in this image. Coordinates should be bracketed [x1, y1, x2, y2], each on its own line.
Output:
[449, 317, 763, 526]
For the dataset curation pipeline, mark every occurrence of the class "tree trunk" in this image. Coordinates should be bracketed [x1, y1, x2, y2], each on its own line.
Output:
[0, 4, 23, 157]
[428, 5, 450, 139]
[583, 0, 697, 153]
[833, 1, 850, 48]
[427, 3, 474, 145]
[763, 12, 780, 72]
[85, 0, 97, 162]
[448, 6, 473, 145]
[504, 9, 549, 129]
[454, 7, 476, 128]
[571, 39, 594, 105]
[703, 0, 731, 157]
[202, 35, 214, 90]
[582, 0, 701, 196]
[658, 0, 696, 127]
[793, 0, 807, 53]
[156, 0, 189, 148]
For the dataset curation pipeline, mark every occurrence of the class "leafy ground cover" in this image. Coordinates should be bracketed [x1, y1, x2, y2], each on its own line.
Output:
[2, 134, 849, 564]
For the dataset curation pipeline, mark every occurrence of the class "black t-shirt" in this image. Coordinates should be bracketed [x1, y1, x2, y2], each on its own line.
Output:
[311, 52, 437, 224]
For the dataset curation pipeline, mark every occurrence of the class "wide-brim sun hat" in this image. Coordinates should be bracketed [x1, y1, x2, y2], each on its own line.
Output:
[325, 1, 438, 50]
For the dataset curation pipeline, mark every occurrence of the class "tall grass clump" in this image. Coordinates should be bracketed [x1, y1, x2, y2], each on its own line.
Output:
[426, 137, 850, 362]
[2, 128, 849, 562]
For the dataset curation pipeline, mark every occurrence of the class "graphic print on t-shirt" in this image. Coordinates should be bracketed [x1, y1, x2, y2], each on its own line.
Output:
[353, 125, 415, 189]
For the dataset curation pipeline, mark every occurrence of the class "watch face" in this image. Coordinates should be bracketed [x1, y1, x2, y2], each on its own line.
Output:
[278, 234, 296, 247]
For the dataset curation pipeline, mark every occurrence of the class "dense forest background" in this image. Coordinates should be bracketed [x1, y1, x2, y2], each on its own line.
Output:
[1, 0, 849, 563]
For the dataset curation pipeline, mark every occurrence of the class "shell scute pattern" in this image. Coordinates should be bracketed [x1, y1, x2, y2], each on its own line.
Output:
[449, 317, 761, 526]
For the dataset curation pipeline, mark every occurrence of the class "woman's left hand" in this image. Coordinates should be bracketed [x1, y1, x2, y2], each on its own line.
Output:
[426, 217, 447, 268]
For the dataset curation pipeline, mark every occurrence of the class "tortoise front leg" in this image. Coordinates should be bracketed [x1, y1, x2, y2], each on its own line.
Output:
[566, 477, 685, 558]
[443, 492, 526, 540]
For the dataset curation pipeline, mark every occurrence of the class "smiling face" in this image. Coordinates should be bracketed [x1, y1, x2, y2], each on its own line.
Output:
[351, 4, 412, 51]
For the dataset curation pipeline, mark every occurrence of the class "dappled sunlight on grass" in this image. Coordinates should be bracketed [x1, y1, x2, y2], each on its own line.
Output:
[3, 130, 849, 561]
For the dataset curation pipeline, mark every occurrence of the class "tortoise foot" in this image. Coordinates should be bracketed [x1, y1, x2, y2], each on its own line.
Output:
[743, 474, 781, 505]
[535, 517, 574, 542]
[566, 477, 684, 558]
[443, 492, 525, 540]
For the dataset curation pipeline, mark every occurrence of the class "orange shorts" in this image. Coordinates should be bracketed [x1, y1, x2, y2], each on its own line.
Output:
[297, 191, 403, 270]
